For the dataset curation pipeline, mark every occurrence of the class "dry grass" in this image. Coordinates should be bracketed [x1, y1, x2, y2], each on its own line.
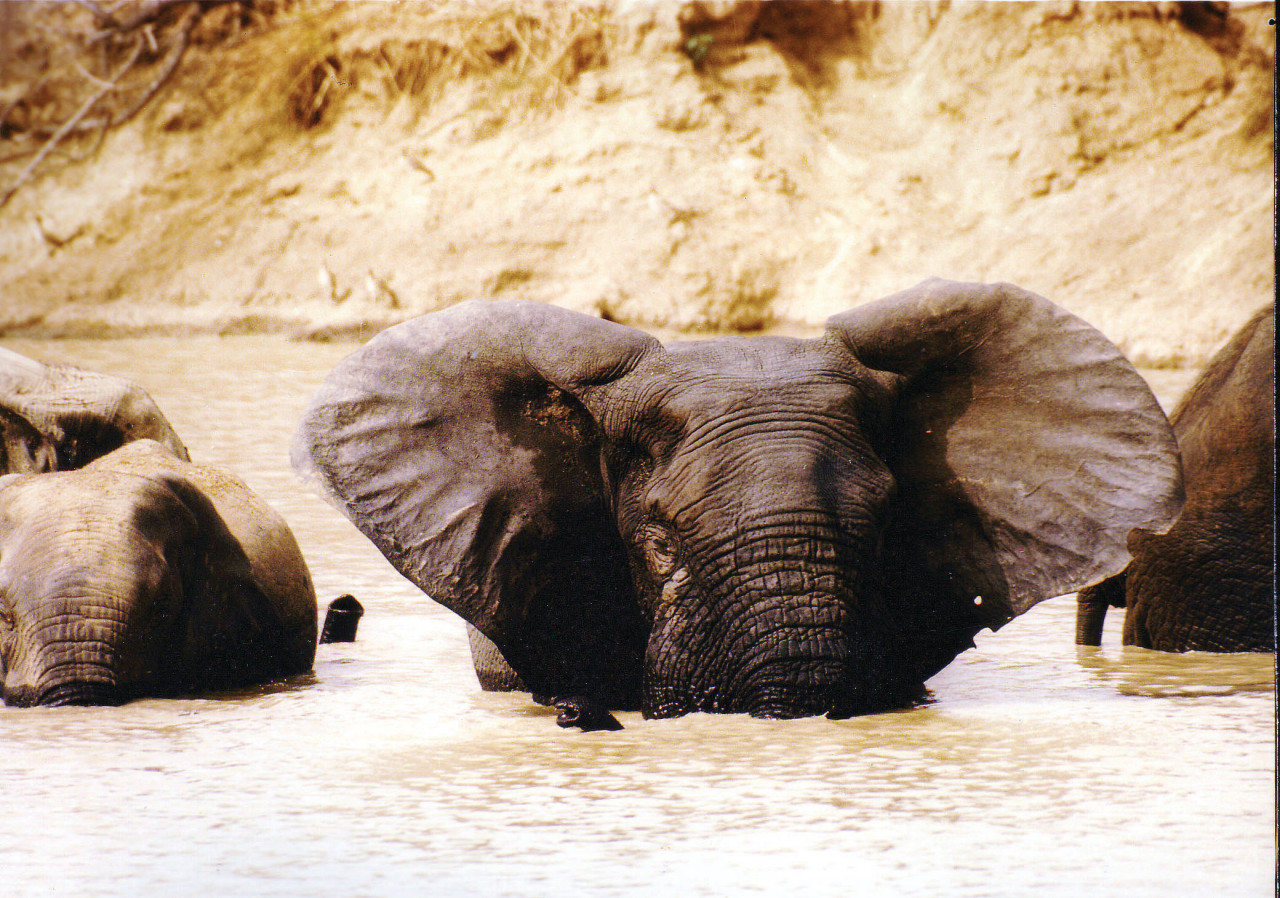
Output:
[278, 1, 614, 130]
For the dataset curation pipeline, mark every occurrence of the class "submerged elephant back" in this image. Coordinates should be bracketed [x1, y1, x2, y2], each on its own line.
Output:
[1167, 304, 1274, 482]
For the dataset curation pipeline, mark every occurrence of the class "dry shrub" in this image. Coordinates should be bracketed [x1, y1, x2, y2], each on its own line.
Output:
[282, 1, 613, 130]
[0, 1, 609, 198]
[0, 1, 290, 205]
[0, 2, 286, 142]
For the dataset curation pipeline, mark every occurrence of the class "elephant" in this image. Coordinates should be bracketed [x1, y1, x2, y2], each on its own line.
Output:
[1076, 303, 1274, 653]
[0, 439, 318, 706]
[0, 347, 189, 473]
[292, 278, 1183, 722]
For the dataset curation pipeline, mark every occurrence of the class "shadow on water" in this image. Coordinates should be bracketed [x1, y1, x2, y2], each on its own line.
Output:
[199, 671, 321, 702]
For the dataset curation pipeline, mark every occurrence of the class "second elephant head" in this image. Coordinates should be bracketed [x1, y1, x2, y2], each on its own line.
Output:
[293, 279, 1183, 719]
[0, 347, 189, 473]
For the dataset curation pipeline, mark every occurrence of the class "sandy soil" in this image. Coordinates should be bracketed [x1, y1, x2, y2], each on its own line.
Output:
[0, 1, 1273, 367]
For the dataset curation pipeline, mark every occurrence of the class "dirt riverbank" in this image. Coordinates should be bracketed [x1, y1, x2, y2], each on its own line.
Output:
[0, 1, 1273, 367]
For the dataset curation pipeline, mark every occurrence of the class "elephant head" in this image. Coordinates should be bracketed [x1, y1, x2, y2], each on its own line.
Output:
[0, 441, 317, 707]
[0, 347, 189, 472]
[293, 279, 1183, 719]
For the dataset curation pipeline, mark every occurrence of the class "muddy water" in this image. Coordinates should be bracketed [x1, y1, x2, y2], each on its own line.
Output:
[0, 338, 1272, 897]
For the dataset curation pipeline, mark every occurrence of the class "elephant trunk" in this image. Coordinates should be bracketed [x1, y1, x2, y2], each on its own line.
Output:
[4, 585, 147, 707]
[647, 520, 868, 719]
[3, 662, 122, 707]
[37, 679, 125, 707]
[1076, 573, 1127, 646]
[738, 647, 849, 719]
[1076, 598, 1109, 646]
[644, 621, 852, 719]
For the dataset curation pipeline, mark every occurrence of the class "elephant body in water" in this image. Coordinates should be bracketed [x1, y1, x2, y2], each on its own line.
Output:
[0, 347, 188, 473]
[1077, 304, 1274, 653]
[294, 279, 1182, 721]
[0, 440, 317, 706]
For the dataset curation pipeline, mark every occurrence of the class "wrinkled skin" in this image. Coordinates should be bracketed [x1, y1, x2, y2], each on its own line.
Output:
[1077, 304, 1274, 652]
[0, 347, 189, 473]
[0, 440, 317, 706]
[294, 279, 1183, 721]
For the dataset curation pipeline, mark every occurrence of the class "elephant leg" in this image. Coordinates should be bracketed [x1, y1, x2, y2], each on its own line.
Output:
[1076, 573, 1126, 646]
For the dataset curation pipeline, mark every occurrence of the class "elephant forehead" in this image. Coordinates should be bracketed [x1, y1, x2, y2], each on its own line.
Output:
[612, 337, 882, 434]
[0, 478, 164, 595]
[0, 469, 179, 542]
[662, 335, 822, 376]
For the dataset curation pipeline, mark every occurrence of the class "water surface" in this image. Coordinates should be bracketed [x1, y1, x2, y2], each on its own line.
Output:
[1, 338, 1272, 897]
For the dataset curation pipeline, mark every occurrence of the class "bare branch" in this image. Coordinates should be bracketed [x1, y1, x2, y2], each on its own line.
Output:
[70, 56, 120, 90]
[86, 0, 202, 45]
[70, 0, 121, 29]
[81, 2, 202, 133]
[0, 36, 144, 209]
[0, 1, 246, 207]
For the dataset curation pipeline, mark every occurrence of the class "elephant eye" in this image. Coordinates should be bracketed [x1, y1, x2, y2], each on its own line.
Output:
[638, 522, 681, 579]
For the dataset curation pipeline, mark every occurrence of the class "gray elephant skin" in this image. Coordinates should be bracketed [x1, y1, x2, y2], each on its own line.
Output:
[293, 279, 1183, 720]
[0, 440, 318, 706]
[1077, 303, 1275, 653]
[0, 347, 189, 473]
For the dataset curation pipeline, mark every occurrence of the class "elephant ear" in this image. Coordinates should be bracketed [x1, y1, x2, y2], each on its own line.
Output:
[292, 300, 659, 705]
[828, 278, 1183, 645]
[0, 407, 56, 474]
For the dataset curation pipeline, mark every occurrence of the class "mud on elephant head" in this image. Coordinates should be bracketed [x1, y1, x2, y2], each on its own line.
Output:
[0, 440, 317, 707]
[293, 279, 1183, 720]
[0, 347, 189, 473]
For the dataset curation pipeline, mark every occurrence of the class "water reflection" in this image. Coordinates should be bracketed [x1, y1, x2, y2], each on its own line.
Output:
[1076, 645, 1275, 698]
